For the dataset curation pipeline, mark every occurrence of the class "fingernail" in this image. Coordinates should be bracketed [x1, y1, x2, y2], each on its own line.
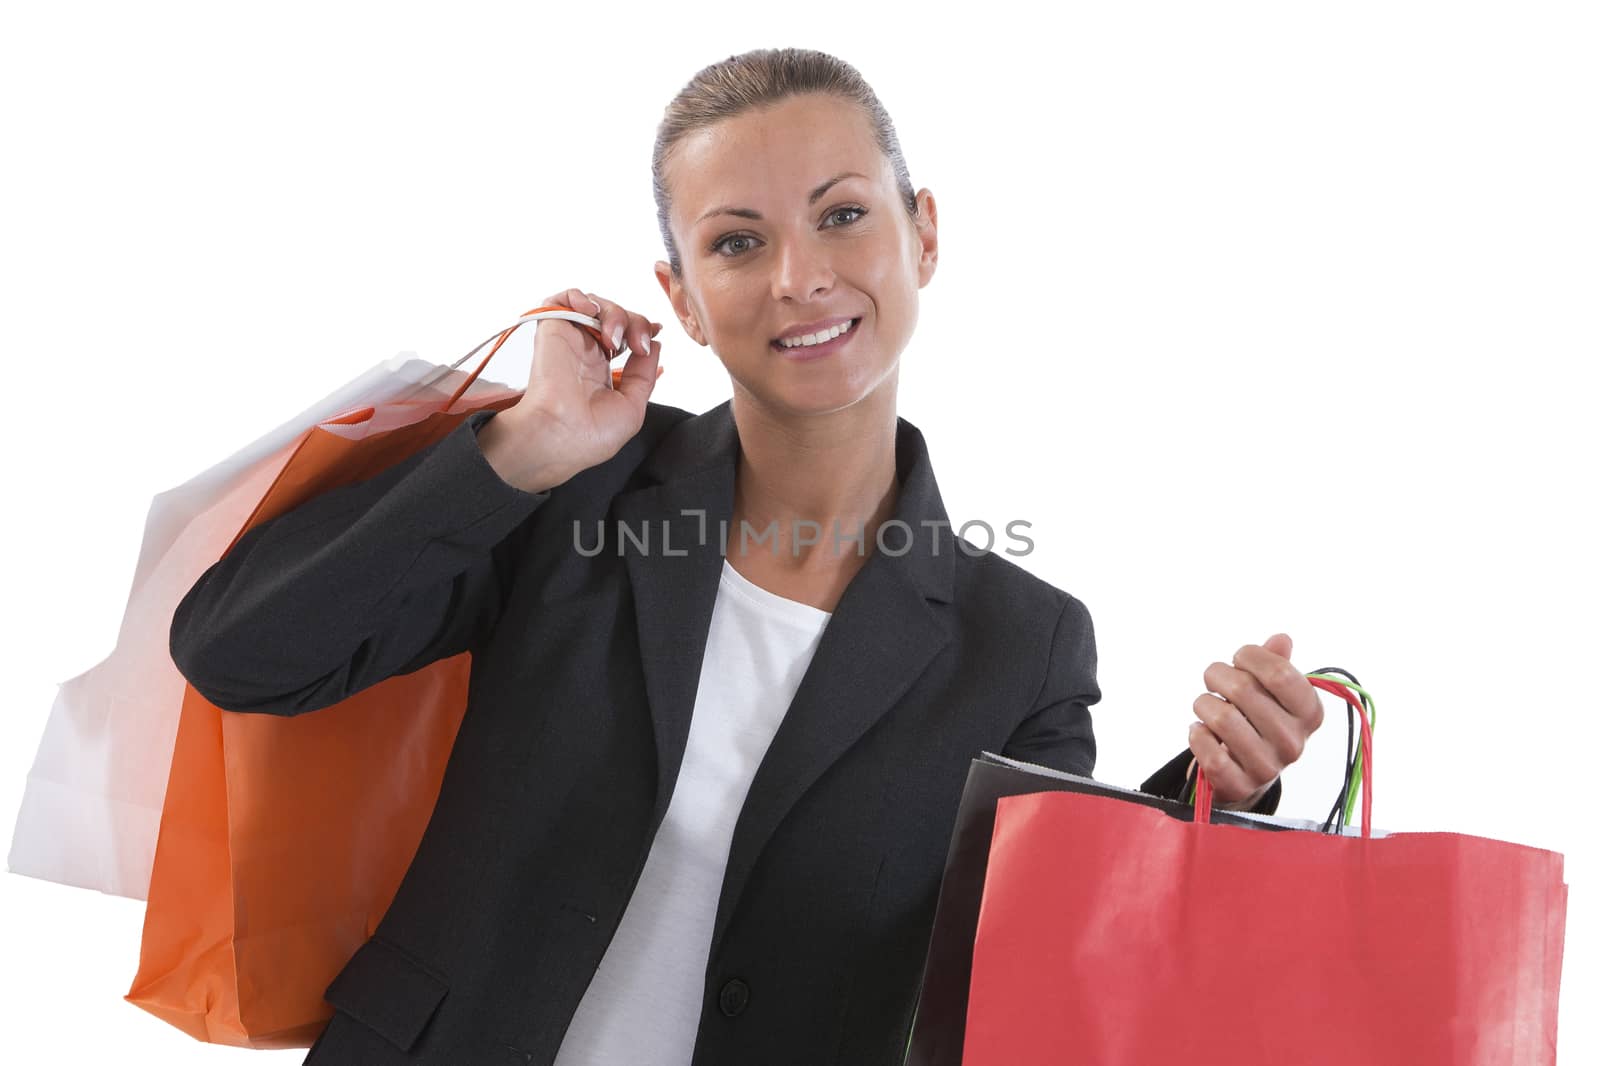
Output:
[612, 325, 624, 350]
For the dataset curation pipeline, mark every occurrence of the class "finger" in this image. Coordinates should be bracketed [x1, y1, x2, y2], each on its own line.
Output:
[1192, 691, 1280, 787]
[1263, 632, 1294, 659]
[541, 288, 613, 353]
[609, 332, 662, 408]
[1187, 721, 1255, 805]
[1232, 642, 1325, 730]
[542, 287, 603, 319]
[577, 290, 624, 356]
[598, 294, 631, 357]
[1203, 660, 1306, 767]
[623, 310, 654, 360]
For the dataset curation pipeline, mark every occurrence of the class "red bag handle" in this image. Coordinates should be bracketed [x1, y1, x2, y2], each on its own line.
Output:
[1194, 677, 1374, 839]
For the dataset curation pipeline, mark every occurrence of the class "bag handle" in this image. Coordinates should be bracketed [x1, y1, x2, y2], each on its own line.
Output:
[390, 305, 645, 409]
[444, 306, 610, 408]
[1193, 675, 1375, 839]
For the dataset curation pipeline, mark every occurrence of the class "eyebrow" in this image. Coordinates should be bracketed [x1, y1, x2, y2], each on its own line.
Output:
[695, 171, 869, 225]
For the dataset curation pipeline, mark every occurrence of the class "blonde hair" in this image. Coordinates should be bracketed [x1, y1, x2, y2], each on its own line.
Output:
[652, 47, 919, 277]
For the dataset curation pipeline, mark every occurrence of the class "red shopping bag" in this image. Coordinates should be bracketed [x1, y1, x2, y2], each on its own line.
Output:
[960, 679, 1567, 1065]
[124, 305, 621, 1047]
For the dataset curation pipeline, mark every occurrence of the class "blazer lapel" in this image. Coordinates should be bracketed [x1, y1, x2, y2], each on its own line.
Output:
[613, 403, 740, 831]
[612, 399, 957, 960]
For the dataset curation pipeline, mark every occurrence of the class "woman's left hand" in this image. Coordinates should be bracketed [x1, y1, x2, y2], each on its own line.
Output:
[1190, 633, 1325, 809]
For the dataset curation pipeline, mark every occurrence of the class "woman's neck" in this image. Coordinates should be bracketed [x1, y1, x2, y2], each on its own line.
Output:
[727, 392, 900, 572]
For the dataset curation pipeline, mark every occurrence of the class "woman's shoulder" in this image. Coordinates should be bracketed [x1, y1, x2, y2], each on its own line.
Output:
[950, 536, 1091, 631]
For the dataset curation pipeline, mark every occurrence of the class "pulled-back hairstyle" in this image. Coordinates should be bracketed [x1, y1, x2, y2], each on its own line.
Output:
[652, 47, 919, 278]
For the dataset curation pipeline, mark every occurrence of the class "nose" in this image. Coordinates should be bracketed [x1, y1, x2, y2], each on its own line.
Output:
[769, 232, 834, 303]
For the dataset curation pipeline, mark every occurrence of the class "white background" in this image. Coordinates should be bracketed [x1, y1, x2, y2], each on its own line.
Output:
[2, 1, 1594, 1061]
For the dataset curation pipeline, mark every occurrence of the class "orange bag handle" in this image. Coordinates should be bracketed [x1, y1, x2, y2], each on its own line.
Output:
[402, 305, 659, 411]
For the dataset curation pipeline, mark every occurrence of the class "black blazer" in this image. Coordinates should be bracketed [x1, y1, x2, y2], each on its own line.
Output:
[169, 398, 1279, 1066]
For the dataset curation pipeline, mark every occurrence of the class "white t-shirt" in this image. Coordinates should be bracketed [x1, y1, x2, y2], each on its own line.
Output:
[551, 557, 833, 1066]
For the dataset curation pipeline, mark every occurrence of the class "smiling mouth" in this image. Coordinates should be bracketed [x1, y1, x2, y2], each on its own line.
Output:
[770, 317, 862, 352]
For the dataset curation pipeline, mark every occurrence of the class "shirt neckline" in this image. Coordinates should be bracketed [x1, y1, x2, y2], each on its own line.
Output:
[720, 557, 834, 623]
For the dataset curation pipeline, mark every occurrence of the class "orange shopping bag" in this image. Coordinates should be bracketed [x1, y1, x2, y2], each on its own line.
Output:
[124, 304, 625, 1047]
[8, 354, 476, 901]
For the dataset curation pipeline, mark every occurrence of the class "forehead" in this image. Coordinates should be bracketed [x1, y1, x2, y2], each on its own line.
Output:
[668, 95, 886, 226]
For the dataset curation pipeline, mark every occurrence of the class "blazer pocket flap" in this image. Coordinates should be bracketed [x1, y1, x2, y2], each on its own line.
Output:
[323, 935, 449, 1052]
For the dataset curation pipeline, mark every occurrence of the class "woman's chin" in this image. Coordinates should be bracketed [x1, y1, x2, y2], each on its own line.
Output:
[749, 368, 894, 418]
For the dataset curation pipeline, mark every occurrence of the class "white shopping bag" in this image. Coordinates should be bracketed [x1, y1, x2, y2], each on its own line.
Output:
[6, 353, 520, 899]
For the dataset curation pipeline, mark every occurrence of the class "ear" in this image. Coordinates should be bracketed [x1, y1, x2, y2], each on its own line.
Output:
[913, 188, 939, 289]
[654, 259, 708, 346]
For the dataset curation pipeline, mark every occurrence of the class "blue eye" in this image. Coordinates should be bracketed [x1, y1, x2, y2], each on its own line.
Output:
[711, 205, 868, 258]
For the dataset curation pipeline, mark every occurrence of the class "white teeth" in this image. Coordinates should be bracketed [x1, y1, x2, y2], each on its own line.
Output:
[778, 318, 855, 348]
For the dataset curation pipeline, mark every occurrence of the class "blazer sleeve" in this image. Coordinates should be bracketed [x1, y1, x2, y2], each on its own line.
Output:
[999, 593, 1283, 817]
[169, 408, 552, 717]
[999, 593, 1101, 778]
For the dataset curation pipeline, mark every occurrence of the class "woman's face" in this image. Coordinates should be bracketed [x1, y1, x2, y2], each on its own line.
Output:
[655, 93, 938, 417]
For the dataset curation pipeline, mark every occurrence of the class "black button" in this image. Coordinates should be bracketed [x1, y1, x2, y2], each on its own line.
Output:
[718, 978, 750, 1017]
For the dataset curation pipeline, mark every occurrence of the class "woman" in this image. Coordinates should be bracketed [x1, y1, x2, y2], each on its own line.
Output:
[171, 47, 1325, 1066]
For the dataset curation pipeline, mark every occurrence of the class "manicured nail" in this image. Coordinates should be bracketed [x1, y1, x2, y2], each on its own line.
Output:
[612, 325, 624, 350]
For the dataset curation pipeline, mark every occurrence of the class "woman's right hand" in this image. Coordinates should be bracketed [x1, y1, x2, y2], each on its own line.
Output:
[482, 287, 663, 491]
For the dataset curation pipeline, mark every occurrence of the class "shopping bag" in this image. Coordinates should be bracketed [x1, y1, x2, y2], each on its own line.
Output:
[6, 354, 484, 900]
[947, 675, 1568, 1065]
[118, 305, 623, 1047]
[903, 753, 1316, 1066]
